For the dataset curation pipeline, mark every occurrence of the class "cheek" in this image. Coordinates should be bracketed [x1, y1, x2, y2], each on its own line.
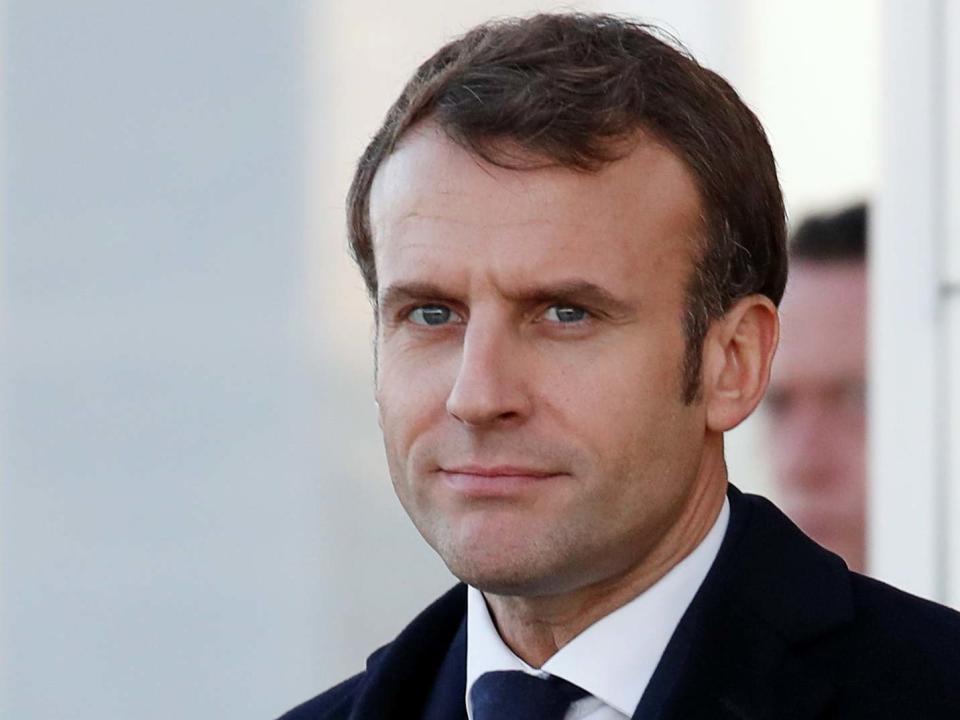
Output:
[554, 340, 696, 481]
[552, 334, 683, 420]
[376, 345, 456, 462]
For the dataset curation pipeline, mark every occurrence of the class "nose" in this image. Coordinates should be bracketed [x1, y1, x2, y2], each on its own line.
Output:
[445, 318, 532, 427]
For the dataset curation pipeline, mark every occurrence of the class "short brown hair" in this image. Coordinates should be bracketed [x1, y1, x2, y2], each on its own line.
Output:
[347, 13, 787, 402]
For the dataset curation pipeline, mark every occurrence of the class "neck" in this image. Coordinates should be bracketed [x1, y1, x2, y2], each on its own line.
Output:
[483, 436, 728, 667]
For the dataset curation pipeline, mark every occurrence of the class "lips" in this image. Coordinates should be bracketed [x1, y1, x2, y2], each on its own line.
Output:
[438, 465, 564, 496]
[442, 464, 557, 478]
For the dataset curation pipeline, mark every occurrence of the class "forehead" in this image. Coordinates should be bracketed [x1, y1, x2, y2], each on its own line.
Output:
[368, 125, 704, 294]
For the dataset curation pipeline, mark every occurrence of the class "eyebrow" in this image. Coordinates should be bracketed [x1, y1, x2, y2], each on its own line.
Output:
[511, 280, 636, 317]
[378, 279, 636, 318]
[378, 282, 460, 313]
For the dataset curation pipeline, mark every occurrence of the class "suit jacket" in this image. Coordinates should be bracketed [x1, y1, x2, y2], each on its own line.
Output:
[281, 486, 960, 719]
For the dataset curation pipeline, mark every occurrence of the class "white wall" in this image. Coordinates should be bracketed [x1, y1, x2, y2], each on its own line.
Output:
[946, 0, 960, 606]
[871, 0, 960, 605]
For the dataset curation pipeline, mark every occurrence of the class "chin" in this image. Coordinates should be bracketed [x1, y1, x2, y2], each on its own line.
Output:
[454, 570, 570, 598]
[419, 510, 593, 595]
[441, 552, 538, 594]
[438, 545, 586, 598]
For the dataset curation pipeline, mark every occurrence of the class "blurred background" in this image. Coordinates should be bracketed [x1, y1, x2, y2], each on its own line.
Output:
[1, 0, 957, 717]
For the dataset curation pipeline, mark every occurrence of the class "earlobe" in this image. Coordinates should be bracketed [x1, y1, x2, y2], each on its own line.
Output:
[703, 295, 779, 432]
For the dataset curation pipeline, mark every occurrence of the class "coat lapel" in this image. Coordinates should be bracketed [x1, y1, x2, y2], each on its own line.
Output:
[637, 486, 854, 720]
[421, 619, 468, 720]
[349, 584, 467, 719]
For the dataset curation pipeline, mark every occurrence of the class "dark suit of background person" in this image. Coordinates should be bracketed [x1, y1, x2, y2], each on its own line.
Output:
[281, 14, 960, 720]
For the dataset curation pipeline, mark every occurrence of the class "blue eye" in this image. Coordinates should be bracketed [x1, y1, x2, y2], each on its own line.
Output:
[544, 305, 588, 323]
[409, 305, 457, 326]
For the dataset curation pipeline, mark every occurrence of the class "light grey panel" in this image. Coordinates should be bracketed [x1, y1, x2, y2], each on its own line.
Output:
[0, 2, 330, 717]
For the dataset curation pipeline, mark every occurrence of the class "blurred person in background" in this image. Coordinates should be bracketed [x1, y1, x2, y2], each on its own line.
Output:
[767, 204, 868, 572]
[282, 15, 960, 720]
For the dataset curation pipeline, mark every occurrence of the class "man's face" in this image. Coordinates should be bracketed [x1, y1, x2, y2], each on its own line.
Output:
[369, 126, 711, 597]
[767, 261, 867, 571]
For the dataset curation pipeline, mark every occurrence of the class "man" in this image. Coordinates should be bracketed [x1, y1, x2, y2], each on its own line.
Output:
[284, 14, 960, 719]
[767, 205, 868, 572]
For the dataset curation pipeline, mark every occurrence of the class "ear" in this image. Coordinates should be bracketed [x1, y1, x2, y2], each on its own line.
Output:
[701, 294, 779, 432]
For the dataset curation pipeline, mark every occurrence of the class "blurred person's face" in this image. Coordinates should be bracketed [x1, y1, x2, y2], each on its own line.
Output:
[767, 261, 867, 571]
[369, 125, 717, 596]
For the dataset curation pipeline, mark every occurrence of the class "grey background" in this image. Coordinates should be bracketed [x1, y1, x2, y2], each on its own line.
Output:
[3, 2, 363, 717]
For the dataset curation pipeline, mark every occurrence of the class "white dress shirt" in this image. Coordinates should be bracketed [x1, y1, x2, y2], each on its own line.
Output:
[465, 498, 730, 719]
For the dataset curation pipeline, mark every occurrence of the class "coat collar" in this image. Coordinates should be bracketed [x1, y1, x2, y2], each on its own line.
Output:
[637, 485, 855, 720]
[349, 584, 467, 719]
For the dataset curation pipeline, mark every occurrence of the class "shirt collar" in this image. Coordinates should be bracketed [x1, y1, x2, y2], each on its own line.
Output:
[465, 497, 730, 718]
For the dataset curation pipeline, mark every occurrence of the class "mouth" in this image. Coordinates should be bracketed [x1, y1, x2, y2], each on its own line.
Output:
[437, 465, 565, 497]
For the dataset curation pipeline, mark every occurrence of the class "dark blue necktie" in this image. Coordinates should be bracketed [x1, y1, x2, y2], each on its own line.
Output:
[470, 670, 590, 720]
